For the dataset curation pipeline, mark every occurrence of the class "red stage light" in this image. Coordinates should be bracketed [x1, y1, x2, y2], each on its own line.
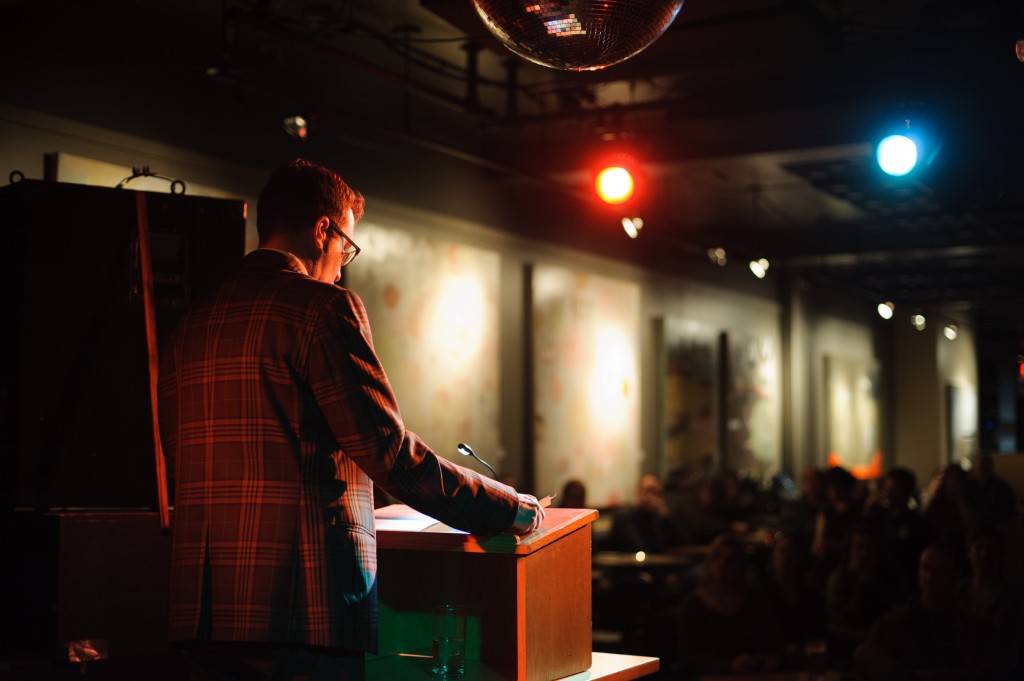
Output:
[595, 166, 635, 204]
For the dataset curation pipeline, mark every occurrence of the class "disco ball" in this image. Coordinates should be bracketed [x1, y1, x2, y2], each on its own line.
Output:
[472, 0, 684, 71]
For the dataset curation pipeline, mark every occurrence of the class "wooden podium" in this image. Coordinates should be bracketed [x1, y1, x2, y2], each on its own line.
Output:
[373, 505, 598, 681]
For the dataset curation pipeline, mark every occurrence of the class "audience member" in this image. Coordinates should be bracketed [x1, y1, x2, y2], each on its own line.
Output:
[956, 527, 1024, 679]
[596, 475, 683, 658]
[810, 466, 864, 588]
[606, 474, 687, 553]
[677, 535, 781, 679]
[676, 474, 756, 546]
[853, 543, 961, 680]
[718, 468, 756, 530]
[591, 458, 1019, 678]
[824, 523, 902, 668]
[864, 466, 931, 595]
[1001, 513, 1024, 591]
[760, 531, 826, 671]
[559, 478, 587, 508]
[967, 454, 1018, 530]
[924, 464, 972, 568]
[921, 465, 945, 508]
[852, 539, 1022, 681]
[663, 463, 700, 533]
[780, 466, 827, 539]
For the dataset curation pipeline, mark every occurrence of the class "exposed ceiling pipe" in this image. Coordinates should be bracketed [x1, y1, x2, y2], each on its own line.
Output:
[504, 58, 519, 120]
[462, 42, 483, 108]
[229, 8, 500, 119]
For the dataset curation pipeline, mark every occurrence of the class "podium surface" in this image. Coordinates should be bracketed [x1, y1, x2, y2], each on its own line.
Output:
[374, 506, 598, 681]
[366, 651, 659, 681]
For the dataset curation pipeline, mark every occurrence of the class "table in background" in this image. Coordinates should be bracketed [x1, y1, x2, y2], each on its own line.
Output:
[593, 551, 700, 569]
[699, 671, 842, 681]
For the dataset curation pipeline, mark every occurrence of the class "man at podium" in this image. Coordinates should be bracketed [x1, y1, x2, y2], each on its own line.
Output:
[158, 159, 545, 680]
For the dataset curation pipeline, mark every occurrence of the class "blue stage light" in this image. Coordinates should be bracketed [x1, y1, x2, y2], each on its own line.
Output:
[876, 134, 919, 176]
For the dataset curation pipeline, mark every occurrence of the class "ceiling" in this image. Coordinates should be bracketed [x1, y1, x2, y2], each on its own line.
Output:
[3, 0, 1024, 337]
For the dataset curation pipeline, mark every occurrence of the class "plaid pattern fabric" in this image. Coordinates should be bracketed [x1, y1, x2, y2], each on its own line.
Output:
[158, 249, 518, 652]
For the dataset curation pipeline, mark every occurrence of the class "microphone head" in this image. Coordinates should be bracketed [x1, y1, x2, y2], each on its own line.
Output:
[456, 442, 497, 478]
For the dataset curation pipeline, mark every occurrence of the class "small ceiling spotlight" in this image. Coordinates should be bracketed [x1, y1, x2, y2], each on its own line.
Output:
[707, 247, 727, 266]
[943, 324, 959, 340]
[283, 115, 309, 140]
[621, 216, 643, 239]
[911, 314, 927, 331]
[877, 301, 895, 320]
[748, 258, 770, 279]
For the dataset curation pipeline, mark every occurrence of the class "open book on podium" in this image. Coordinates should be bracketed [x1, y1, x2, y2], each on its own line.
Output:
[373, 504, 598, 681]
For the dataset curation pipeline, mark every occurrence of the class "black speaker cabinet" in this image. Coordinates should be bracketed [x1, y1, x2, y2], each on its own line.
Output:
[0, 179, 246, 509]
[0, 510, 173, 661]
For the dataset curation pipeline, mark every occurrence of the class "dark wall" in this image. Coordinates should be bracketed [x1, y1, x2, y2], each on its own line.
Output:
[1, 180, 245, 509]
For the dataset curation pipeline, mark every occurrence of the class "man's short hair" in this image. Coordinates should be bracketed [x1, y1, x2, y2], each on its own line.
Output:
[256, 158, 365, 239]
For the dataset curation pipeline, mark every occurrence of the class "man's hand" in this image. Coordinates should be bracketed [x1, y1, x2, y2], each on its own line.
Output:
[510, 493, 546, 535]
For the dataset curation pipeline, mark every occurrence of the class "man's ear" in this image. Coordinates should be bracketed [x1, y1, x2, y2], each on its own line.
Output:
[313, 216, 331, 250]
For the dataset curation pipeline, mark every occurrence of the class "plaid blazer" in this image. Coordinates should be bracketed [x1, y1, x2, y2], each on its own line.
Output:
[158, 249, 518, 652]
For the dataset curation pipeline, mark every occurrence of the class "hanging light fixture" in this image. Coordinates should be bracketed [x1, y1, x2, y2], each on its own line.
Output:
[877, 301, 895, 320]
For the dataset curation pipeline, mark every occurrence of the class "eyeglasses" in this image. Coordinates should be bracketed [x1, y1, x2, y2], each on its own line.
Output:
[327, 220, 361, 267]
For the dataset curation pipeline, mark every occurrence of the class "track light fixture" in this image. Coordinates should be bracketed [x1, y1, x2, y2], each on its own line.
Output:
[749, 258, 770, 279]
[621, 216, 643, 239]
[283, 115, 309, 140]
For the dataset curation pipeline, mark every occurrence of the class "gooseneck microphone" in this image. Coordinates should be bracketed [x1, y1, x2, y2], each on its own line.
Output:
[456, 442, 498, 478]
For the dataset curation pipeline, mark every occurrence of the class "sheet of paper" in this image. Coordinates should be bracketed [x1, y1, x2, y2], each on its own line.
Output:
[374, 504, 438, 532]
[375, 517, 439, 532]
[373, 504, 434, 520]
[372, 503, 472, 534]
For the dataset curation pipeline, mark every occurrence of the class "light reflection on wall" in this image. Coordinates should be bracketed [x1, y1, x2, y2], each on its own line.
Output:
[347, 221, 501, 468]
[588, 325, 632, 432]
[825, 355, 881, 478]
[533, 265, 641, 507]
[430, 274, 487, 364]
